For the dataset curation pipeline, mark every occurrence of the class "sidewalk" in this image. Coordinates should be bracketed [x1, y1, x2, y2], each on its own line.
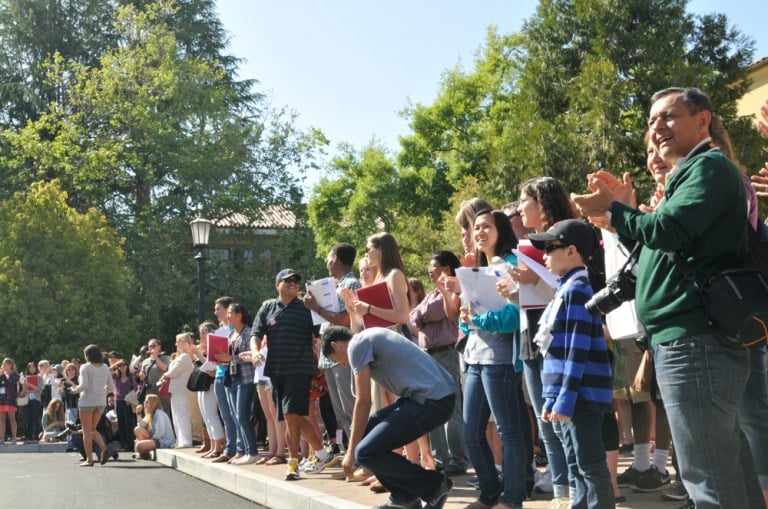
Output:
[156, 446, 684, 509]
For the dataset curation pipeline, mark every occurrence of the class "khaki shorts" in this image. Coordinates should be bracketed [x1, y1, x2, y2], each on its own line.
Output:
[612, 339, 651, 403]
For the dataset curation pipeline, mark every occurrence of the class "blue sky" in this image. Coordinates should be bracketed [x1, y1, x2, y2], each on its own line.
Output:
[217, 0, 768, 157]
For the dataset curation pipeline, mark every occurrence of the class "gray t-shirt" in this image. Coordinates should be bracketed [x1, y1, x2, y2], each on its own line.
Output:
[348, 327, 455, 404]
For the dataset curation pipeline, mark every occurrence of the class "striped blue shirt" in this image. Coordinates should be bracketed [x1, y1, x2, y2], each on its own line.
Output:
[541, 268, 613, 418]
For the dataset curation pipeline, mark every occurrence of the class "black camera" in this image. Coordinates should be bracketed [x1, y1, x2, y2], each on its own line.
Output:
[585, 245, 639, 316]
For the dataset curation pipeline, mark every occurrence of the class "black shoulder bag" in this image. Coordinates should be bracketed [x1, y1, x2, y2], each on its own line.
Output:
[669, 250, 768, 348]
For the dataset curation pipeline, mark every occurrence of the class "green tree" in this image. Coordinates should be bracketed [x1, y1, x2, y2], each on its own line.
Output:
[0, 180, 137, 363]
[0, 0, 324, 341]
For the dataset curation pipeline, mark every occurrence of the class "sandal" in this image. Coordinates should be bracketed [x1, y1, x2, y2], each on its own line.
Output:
[361, 475, 378, 486]
[255, 455, 270, 465]
[265, 455, 286, 465]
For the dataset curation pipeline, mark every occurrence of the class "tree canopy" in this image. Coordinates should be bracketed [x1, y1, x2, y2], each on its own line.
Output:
[0, 0, 324, 343]
[0, 180, 136, 363]
[309, 0, 759, 279]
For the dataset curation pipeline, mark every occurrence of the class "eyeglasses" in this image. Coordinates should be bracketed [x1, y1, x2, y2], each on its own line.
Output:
[544, 243, 569, 254]
[282, 277, 300, 285]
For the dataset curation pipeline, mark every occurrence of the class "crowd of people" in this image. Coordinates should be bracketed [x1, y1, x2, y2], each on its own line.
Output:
[2, 89, 768, 509]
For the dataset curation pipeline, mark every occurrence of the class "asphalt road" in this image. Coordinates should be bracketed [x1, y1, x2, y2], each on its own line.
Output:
[2, 451, 263, 509]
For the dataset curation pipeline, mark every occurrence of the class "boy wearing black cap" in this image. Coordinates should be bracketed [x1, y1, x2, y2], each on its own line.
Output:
[528, 219, 614, 509]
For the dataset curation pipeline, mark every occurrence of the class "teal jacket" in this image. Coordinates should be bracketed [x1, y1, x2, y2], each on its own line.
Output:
[609, 146, 747, 347]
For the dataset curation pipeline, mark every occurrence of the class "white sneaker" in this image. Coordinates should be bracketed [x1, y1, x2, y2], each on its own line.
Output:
[232, 454, 257, 465]
[305, 447, 341, 474]
[534, 470, 553, 493]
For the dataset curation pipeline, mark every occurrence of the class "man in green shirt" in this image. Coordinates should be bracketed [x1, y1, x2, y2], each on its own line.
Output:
[574, 87, 761, 509]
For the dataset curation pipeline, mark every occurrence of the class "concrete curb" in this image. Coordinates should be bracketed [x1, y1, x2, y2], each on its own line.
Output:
[0, 442, 67, 453]
[156, 450, 368, 509]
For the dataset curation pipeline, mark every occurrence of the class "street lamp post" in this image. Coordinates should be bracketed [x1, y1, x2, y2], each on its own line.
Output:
[190, 218, 212, 325]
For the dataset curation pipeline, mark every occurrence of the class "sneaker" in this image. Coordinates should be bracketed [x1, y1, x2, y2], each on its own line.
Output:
[424, 476, 453, 509]
[631, 465, 668, 492]
[662, 481, 689, 501]
[298, 456, 315, 471]
[285, 458, 300, 481]
[304, 447, 340, 474]
[534, 470, 553, 493]
[466, 476, 479, 488]
[617, 465, 644, 488]
[372, 497, 421, 509]
[548, 497, 572, 509]
[330, 442, 341, 455]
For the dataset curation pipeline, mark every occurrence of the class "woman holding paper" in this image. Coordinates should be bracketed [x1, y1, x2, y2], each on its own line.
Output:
[514, 176, 575, 502]
[350, 232, 411, 330]
[459, 209, 527, 509]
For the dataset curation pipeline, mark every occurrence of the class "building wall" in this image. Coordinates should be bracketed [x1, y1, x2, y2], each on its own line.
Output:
[737, 58, 768, 122]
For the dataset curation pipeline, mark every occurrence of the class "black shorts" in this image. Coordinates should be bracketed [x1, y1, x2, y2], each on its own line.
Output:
[270, 374, 312, 421]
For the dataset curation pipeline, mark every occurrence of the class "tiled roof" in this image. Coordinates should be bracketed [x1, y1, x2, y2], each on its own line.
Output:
[216, 204, 296, 229]
[748, 56, 768, 72]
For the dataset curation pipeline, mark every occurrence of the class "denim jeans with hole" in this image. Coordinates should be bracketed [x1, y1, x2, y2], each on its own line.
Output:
[355, 394, 454, 503]
[654, 332, 763, 509]
[463, 363, 527, 508]
[554, 402, 614, 509]
[214, 377, 239, 456]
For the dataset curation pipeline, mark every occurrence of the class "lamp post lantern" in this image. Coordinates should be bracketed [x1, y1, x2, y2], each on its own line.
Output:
[190, 218, 213, 325]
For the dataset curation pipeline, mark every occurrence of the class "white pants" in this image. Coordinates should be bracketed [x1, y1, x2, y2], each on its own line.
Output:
[198, 388, 224, 440]
[170, 391, 193, 447]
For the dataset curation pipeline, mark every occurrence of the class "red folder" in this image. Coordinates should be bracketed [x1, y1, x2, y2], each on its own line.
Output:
[518, 243, 545, 268]
[357, 281, 396, 329]
[207, 334, 229, 364]
[25, 374, 39, 388]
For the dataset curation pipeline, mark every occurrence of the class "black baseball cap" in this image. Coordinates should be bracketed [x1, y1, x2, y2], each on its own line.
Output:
[529, 219, 597, 260]
[275, 268, 301, 284]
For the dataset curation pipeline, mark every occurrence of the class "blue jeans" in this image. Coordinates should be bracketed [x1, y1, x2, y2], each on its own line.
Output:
[428, 349, 469, 470]
[226, 378, 257, 455]
[214, 377, 239, 456]
[739, 345, 768, 490]
[463, 363, 527, 508]
[654, 332, 763, 509]
[524, 357, 569, 496]
[355, 395, 454, 503]
[554, 402, 614, 509]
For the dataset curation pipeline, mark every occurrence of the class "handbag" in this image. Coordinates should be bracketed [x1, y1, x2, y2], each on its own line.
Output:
[17, 394, 29, 407]
[670, 251, 768, 348]
[158, 377, 171, 398]
[186, 364, 213, 392]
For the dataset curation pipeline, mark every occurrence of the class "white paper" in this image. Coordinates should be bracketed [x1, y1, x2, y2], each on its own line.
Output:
[455, 267, 510, 314]
[306, 277, 340, 325]
[199, 361, 218, 372]
[255, 347, 269, 383]
[129, 354, 141, 372]
[513, 248, 558, 309]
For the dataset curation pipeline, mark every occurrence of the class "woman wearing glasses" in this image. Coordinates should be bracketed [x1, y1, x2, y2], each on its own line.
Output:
[159, 333, 195, 448]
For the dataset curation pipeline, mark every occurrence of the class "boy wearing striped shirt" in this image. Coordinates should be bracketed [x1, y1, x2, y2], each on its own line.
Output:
[529, 219, 614, 509]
